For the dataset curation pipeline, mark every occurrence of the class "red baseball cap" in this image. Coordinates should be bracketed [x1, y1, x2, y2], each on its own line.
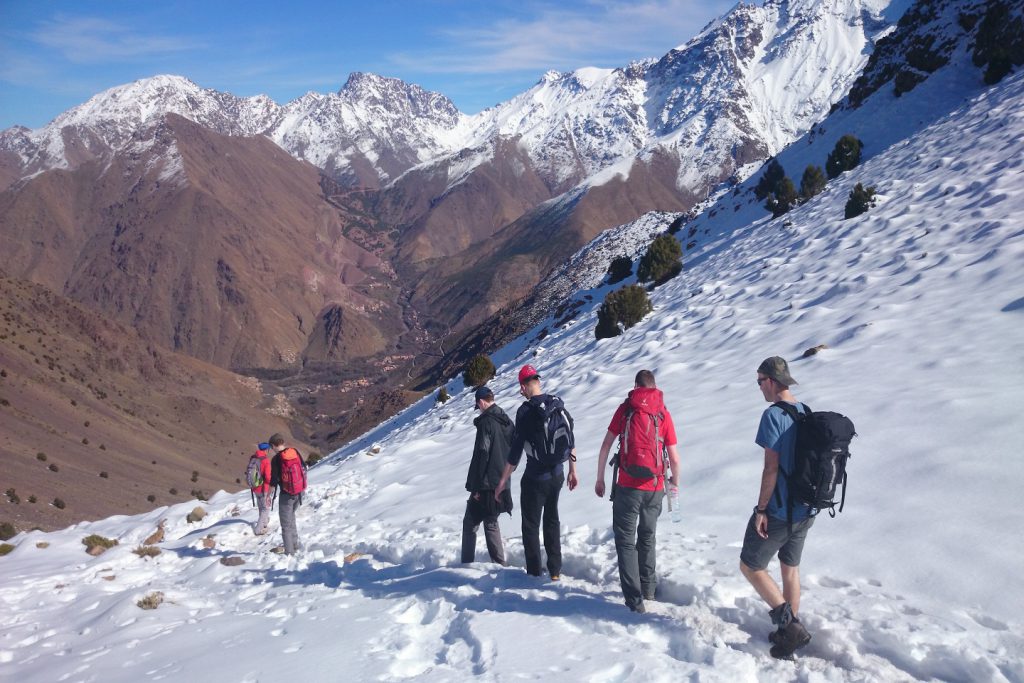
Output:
[518, 364, 540, 384]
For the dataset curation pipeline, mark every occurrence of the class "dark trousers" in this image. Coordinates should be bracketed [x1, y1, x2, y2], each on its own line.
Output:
[461, 493, 506, 565]
[520, 474, 564, 577]
[613, 486, 665, 608]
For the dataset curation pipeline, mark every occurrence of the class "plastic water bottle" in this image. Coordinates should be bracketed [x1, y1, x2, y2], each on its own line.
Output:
[668, 485, 682, 523]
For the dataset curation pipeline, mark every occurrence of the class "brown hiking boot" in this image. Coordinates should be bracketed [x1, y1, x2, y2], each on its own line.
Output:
[769, 619, 812, 658]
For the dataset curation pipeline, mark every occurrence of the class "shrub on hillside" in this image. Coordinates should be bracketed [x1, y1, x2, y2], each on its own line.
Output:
[5, 488, 19, 505]
[765, 177, 799, 218]
[437, 386, 451, 404]
[0, 543, 14, 556]
[972, 1, 1024, 85]
[800, 165, 827, 200]
[606, 256, 633, 285]
[99, 471, 108, 479]
[186, 506, 206, 523]
[36, 452, 46, 462]
[595, 285, 653, 340]
[82, 534, 118, 555]
[462, 354, 496, 388]
[826, 135, 864, 179]
[306, 451, 324, 466]
[48, 464, 59, 472]
[132, 545, 161, 558]
[754, 159, 787, 201]
[637, 234, 683, 284]
[0, 521, 16, 541]
[137, 591, 164, 610]
[52, 498, 66, 509]
[844, 183, 877, 219]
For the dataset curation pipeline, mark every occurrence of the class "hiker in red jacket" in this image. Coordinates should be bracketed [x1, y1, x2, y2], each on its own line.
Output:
[249, 442, 274, 536]
[268, 433, 307, 555]
[595, 370, 681, 613]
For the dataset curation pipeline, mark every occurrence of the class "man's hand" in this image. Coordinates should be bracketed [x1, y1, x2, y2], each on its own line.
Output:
[567, 469, 578, 491]
[755, 511, 769, 539]
[594, 478, 605, 498]
[494, 479, 507, 501]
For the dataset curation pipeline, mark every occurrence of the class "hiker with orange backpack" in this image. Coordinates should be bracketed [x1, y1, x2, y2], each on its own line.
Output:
[594, 370, 681, 613]
[268, 433, 308, 555]
[246, 442, 275, 536]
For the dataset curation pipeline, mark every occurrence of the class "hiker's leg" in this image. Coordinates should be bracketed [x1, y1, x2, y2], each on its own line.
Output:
[461, 496, 482, 563]
[780, 563, 801, 615]
[777, 517, 813, 615]
[740, 561, 785, 608]
[279, 494, 299, 555]
[613, 487, 643, 608]
[255, 494, 270, 535]
[520, 477, 544, 575]
[542, 475, 563, 576]
[637, 489, 665, 599]
[739, 512, 787, 608]
[482, 513, 506, 566]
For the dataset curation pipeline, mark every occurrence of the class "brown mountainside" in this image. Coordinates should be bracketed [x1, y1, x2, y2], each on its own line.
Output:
[0, 273, 306, 532]
[0, 114, 401, 372]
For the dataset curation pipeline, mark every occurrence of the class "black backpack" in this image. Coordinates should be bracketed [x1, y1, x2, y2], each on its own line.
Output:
[524, 395, 575, 468]
[773, 402, 856, 518]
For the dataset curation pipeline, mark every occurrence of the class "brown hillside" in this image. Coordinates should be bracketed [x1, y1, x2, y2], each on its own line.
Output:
[0, 273, 306, 533]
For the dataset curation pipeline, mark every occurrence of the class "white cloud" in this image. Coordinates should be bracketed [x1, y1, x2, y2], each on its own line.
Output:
[31, 15, 199, 64]
[389, 0, 735, 74]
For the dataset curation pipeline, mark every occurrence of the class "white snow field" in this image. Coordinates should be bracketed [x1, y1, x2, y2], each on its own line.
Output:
[2, 69, 1024, 683]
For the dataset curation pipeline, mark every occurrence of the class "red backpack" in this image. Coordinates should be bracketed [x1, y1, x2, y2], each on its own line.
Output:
[617, 388, 666, 481]
[278, 448, 307, 495]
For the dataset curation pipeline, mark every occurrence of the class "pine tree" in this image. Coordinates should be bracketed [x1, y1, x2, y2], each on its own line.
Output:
[844, 183, 877, 219]
[595, 285, 653, 340]
[765, 177, 798, 218]
[826, 135, 864, 179]
[462, 354, 496, 387]
[754, 159, 787, 201]
[800, 165, 827, 200]
[636, 234, 683, 284]
[606, 256, 633, 285]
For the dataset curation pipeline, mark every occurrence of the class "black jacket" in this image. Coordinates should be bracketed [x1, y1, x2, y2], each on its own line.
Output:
[466, 404, 514, 492]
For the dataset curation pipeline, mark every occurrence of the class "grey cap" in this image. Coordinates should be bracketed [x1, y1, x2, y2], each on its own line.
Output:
[757, 356, 797, 386]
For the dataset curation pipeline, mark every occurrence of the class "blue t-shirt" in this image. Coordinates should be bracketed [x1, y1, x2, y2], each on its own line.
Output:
[755, 402, 813, 521]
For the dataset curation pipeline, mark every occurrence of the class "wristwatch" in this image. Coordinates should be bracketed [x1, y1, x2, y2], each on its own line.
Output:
[753, 506, 767, 515]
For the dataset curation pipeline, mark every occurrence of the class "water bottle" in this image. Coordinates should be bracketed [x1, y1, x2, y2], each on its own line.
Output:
[668, 485, 682, 523]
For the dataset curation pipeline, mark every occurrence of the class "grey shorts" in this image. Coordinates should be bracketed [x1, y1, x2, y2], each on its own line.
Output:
[740, 514, 815, 570]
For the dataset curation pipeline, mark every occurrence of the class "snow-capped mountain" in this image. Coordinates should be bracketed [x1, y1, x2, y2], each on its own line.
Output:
[2, 0, 902, 195]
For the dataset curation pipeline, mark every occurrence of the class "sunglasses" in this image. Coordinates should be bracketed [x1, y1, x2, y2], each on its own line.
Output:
[757, 377, 771, 386]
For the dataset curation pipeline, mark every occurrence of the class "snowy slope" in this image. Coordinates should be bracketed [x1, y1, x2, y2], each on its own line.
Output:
[2, 53, 1022, 683]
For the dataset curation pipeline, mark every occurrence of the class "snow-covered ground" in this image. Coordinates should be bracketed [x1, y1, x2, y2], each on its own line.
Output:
[2, 66, 1023, 683]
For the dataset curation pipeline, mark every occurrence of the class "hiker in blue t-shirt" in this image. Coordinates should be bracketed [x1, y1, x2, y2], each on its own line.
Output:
[739, 356, 814, 659]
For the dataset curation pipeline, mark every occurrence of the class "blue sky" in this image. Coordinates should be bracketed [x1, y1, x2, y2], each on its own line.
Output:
[0, 0, 736, 130]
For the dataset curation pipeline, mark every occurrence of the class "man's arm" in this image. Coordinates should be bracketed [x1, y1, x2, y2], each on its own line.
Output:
[754, 447, 780, 538]
[665, 444, 681, 488]
[594, 430, 616, 497]
[494, 462, 515, 501]
[566, 448, 578, 491]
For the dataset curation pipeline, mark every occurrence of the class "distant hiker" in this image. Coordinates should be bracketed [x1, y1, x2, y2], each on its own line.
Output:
[461, 386, 514, 566]
[268, 433, 307, 555]
[246, 442, 275, 536]
[495, 365, 578, 580]
[594, 370, 681, 613]
[740, 356, 814, 659]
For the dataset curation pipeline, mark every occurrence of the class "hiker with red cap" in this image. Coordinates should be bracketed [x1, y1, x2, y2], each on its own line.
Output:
[495, 364, 578, 580]
[595, 370, 681, 613]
